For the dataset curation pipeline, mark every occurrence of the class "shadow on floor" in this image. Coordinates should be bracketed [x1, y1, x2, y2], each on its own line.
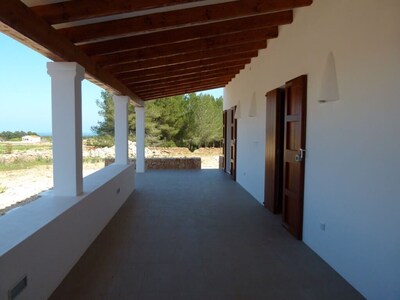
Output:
[50, 170, 363, 300]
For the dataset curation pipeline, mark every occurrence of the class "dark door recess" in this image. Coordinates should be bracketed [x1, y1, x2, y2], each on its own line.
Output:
[222, 110, 227, 172]
[264, 88, 285, 214]
[230, 107, 237, 181]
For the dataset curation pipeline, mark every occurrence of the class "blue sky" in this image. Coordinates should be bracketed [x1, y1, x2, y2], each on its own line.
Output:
[0, 33, 223, 135]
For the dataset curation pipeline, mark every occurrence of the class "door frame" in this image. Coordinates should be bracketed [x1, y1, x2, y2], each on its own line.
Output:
[224, 108, 232, 174]
[263, 75, 307, 240]
[223, 106, 237, 180]
[223, 110, 227, 172]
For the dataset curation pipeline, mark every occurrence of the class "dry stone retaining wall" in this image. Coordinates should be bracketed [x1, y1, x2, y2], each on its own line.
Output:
[105, 157, 201, 170]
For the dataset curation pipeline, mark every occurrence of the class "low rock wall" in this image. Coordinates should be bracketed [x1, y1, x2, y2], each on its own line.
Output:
[219, 156, 224, 169]
[105, 157, 201, 170]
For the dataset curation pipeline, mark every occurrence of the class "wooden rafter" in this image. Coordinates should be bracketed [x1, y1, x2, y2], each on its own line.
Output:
[31, 0, 204, 25]
[114, 51, 257, 75]
[2, 0, 314, 101]
[130, 72, 236, 91]
[0, 0, 142, 104]
[117, 59, 250, 81]
[122, 66, 244, 86]
[79, 14, 283, 55]
[104, 41, 266, 73]
[126, 67, 241, 86]
[131, 82, 233, 97]
[94, 29, 272, 66]
[139, 82, 230, 100]
[139, 83, 230, 99]
[59, 0, 310, 44]
[129, 75, 236, 93]
[126, 64, 244, 87]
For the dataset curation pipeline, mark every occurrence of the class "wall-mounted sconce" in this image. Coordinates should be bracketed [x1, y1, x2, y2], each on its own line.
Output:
[318, 51, 340, 103]
[234, 102, 241, 119]
[248, 92, 257, 117]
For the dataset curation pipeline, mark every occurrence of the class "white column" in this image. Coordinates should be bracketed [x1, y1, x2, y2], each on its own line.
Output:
[135, 106, 145, 173]
[47, 62, 85, 196]
[113, 95, 129, 164]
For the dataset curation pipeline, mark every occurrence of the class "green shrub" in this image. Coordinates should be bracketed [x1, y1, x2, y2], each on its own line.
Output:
[0, 157, 52, 171]
[4, 143, 12, 154]
[86, 136, 114, 148]
[0, 185, 6, 193]
[83, 157, 104, 164]
[161, 140, 177, 147]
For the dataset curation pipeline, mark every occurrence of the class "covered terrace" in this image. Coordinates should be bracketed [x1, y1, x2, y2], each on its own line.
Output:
[51, 170, 362, 299]
[0, 0, 366, 299]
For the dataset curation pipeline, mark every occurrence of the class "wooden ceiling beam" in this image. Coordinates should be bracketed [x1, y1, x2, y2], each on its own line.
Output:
[133, 79, 232, 94]
[123, 67, 243, 85]
[138, 81, 229, 98]
[132, 75, 231, 90]
[104, 41, 266, 73]
[0, 0, 142, 105]
[128, 72, 238, 89]
[113, 51, 257, 75]
[117, 59, 250, 81]
[31, 0, 204, 25]
[139, 86, 222, 100]
[123, 65, 245, 85]
[139, 82, 229, 100]
[79, 13, 282, 56]
[121, 63, 245, 83]
[94, 28, 271, 66]
[60, 0, 313, 44]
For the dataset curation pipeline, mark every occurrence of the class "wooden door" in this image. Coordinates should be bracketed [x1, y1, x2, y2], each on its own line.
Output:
[230, 108, 237, 181]
[222, 110, 227, 171]
[264, 88, 284, 214]
[282, 75, 307, 240]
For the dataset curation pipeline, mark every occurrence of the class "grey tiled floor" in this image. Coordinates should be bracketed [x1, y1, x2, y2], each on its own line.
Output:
[50, 170, 363, 300]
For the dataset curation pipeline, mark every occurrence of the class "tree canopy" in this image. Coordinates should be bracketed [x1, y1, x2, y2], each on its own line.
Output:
[92, 91, 223, 150]
[0, 131, 39, 141]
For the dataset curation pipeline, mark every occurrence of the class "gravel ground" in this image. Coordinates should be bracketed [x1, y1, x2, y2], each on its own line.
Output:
[0, 150, 221, 215]
[0, 162, 104, 214]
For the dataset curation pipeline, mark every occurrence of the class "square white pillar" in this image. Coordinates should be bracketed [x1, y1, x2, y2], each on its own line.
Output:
[113, 95, 129, 164]
[47, 62, 85, 196]
[135, 106, 145, 173]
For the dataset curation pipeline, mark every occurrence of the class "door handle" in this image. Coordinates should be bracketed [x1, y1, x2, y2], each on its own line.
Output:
[295, 148, 306, 162]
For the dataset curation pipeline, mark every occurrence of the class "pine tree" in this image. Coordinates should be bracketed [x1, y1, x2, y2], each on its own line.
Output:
[92, 90, 223, 150]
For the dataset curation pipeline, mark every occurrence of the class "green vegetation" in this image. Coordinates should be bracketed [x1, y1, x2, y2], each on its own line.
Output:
[83, 157, 105, 164]
[92, 91, 223, 150]
[0, 130, 39, 141]
[0, 157, 104, 172]
[0, 185, 6, 194]
[4, 143, 12, 154]
[0, 143, 52, 154]
[86, 135, 114, 148]
[92, 90, 136, 137]
[40, 136, 52, 143]
[0, 157, 52, 171]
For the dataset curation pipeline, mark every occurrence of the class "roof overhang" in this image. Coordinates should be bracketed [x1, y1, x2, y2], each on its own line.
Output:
[0, 0, 313, 103]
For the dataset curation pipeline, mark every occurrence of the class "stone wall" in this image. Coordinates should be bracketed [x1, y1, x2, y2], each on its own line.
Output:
[105, 157, 201, 170]
[219, 156, 224, 169]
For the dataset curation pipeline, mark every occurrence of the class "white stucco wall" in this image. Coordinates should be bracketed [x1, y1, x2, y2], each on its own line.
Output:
[223, 0, 400, 299]
[0, 164, 135, 300]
